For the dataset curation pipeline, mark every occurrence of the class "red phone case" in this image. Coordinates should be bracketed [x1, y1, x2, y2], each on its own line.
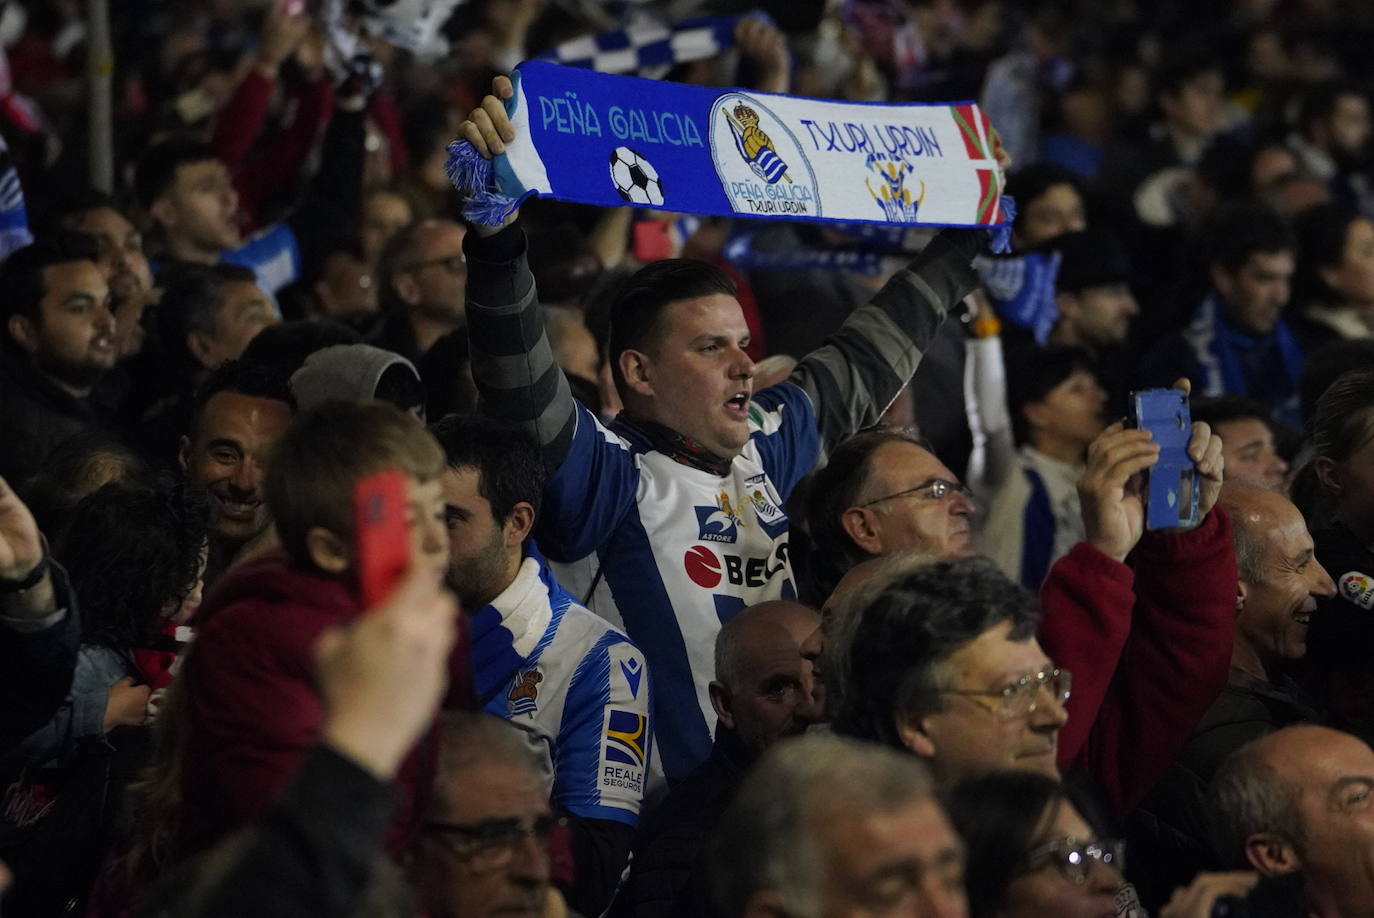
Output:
[354, 470, 410, 608]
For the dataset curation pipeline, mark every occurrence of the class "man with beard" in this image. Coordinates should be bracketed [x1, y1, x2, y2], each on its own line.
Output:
[54, 191, 156, 361]
[0, 237, 119, 482]
[429, 413, 650, 917]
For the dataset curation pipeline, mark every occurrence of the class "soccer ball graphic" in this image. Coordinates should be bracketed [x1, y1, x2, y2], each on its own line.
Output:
[609, 147, 664, 206]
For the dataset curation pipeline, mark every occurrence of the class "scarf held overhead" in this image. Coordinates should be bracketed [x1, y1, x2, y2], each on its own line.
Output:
[447, 61, 1009, 234]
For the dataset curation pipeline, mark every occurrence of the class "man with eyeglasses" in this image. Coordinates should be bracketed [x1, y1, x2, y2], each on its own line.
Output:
[806, 427, 976, 601]
[831, 555, 1070, 783]
[369, 218, 468, 364]
[411, 712, 564, 918]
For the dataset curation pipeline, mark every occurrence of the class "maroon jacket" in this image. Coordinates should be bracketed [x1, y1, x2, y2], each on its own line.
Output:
[1040, 508, 1237, 817]
[179, 552, 471, 857]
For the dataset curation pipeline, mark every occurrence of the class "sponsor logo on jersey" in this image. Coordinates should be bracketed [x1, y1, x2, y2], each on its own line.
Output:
[1340, 571, 1374, 610]
[600, 707, 648, 800]
[507, 668, 543, 716]
[683, 543, 790, 590]
[695, 491, 742, 543]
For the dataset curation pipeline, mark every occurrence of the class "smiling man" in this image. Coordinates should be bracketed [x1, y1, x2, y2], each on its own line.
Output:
[1131, 483, 1336, 906]
[179, 360, 294, 583]
[459, 77, 997, 780]
[0, 237, 120, 483]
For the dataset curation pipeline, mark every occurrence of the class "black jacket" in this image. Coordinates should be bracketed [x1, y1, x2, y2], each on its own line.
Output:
[611, 728, 753, 918]
[1128, 670, 1320, 911]
[0, 355, 108, 484]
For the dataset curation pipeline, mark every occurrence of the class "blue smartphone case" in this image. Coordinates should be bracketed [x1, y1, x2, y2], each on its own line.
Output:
[1130, 388, 1199, 530]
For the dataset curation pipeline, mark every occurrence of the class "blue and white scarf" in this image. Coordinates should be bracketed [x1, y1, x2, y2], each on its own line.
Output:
[537, 15, 747, 77]
[447, 62, 1012, 245]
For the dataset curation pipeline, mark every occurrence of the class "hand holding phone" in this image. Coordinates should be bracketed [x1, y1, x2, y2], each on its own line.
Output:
[1128, 388, 1199, 530]
[354, 470, 410, 608]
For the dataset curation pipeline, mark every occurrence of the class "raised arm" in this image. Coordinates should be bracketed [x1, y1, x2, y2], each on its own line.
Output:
[459, 77, 578, 472]
[787, 228, 982, 461]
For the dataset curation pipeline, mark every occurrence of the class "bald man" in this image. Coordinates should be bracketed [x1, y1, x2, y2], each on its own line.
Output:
[611, 600, 821, 918]
[1131, 484, 1336, 907]
[1212, 725, 1374, 917]
[801, 553, 932, 716]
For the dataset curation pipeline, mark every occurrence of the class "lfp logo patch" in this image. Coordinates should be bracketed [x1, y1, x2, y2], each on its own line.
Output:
[1340, 571, 1374, 610]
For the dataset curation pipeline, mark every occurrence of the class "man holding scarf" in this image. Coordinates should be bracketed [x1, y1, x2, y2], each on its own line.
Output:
[455, 76, 1008, 782]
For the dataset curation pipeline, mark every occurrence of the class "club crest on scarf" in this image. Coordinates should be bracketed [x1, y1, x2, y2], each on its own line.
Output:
[710, 92, 820, 218]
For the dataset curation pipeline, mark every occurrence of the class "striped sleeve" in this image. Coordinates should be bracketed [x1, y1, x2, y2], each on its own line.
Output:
[788, 229, 982, 462]
[464, 223, 579, 472]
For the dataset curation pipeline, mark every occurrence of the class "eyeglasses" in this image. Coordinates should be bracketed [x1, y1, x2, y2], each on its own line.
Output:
[858, 478, 972, 508]
[408, 253, 467, 274]
[422, 813, 564, 870]
[1021, 836, 1125, 885]
[940, 668, 1071, 720]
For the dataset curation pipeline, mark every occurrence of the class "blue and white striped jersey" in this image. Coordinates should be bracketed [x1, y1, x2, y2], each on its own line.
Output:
[536, 384, 820, 781]
[472, 553, 652, 825]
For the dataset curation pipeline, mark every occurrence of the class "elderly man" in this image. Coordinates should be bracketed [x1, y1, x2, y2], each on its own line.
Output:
[831, 415, 1237, 820]
[1211, 724, 1374, 917]
[615, 600, 822, 918]
[1132, 484, 1336, 908]
[410, 713, 561, 918]
[708, 732, 967, 918]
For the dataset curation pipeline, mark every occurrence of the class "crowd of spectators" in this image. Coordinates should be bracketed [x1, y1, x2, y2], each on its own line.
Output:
[7, 0, 1374, 915]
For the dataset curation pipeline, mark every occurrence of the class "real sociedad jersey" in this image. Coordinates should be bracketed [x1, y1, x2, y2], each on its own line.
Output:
[536, 383, 820, 780]
[472, 553, 652, 824]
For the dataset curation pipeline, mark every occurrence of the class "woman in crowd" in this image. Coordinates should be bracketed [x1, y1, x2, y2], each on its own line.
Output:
[1, 478, 209, 914]
[944, 770, 1126, 918]
[1294, 369, 1374, 740]
[1292, 203, 1374, 348]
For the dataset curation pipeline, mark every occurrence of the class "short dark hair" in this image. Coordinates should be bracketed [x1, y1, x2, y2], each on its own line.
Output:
[57, 477, 209, 655]
[188, 359, 294, 441]
[1298, 81, 1368, 140]
[1004, 164, 1082, 233]
[607, 259, 737, 396]
[1293, 203, 1361, 307]
[157, 262, 259, 374]
[1205, 201, 1295, 274]
[428, 414, 545, 522]
[1006, 346, 1097, 446]
[239, 318, 363, 377]
[134, 137, 220, 212]
[831, 557, 1041, 749]
[43, 187, 124, 235]
[1209, 737, 1306, 868]
[376, 220, 428, 314]
[1192, 395, 1274, 432]
[1153, 43, 1223, 101]
[0, 235, 101, 330]
[944, 771, 1098, 918]
[1299, 338, 1374, 427]
[21, 431, 150, 538]
[806, 428, 927, 582]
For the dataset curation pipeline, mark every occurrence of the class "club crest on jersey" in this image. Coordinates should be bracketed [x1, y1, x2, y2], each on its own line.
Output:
[745, 473, 786, 525]
[695, 491, 742, 543]
[507, 668, 543, 716]
[1340, 571, 1374, 610]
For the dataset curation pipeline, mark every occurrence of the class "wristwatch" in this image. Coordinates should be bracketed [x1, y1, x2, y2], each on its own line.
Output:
[0, 556, 49, 594]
